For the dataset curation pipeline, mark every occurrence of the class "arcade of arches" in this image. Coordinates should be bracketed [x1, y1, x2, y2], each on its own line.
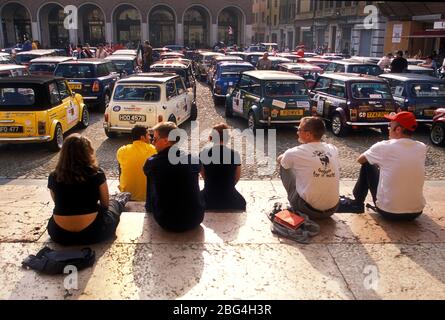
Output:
[0, 2, 251, 49]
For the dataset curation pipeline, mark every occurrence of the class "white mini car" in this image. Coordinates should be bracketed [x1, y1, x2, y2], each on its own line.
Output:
[103, 73, 197, 138]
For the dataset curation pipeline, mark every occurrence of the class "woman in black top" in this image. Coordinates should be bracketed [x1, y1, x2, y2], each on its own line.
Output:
[47, 134, 130, 245]
[199, 123, 246, 211]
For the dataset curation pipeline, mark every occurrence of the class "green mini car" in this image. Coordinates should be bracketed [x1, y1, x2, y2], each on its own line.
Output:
[225, 70, 311, 132]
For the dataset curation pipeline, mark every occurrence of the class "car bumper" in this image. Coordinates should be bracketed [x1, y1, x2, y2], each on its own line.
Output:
[83, 96, 99, 101]
[259, 119, 302, 125]
[103, 124, 132, 133]
[0, 135, 51, 143]
[346, 121, 390, 126]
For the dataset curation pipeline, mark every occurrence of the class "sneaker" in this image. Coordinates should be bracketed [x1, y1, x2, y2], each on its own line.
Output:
[112, 192, 132, 207]
[336, 196, 364, 214]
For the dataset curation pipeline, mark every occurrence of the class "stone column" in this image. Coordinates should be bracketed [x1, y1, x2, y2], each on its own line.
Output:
[245, 24, 253, 46]
[176, 23, 183, 46]
[32, 22, 40, 42]
[210, 23, 218, 47]
[105, 22, 113, 44]
[69, 29, 78, 46]
[141, 22, 148, 42]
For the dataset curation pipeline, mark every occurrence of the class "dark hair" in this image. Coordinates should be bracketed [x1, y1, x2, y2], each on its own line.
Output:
[211, 123, 230, 142]
[54, 134, 99, 184]
[300, 116, 326, 140]
[397, 50, 403, 56]
[131, 125, 148, 141]
[152, 121, 178, 140]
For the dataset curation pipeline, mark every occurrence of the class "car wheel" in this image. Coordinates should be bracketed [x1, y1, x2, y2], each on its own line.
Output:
[248, 111, 259, 135]
[331, 113, 349, 137]
[78, 107, 90, 128]
[99, 92, 110, 113]
[168, 115, 177, 124]
[104, 128, 117, 139]
[430, 122, 445, 146]
[225, 102, 233, 118]
[48, 124, 63, 152]
[190, 103, 197, 121]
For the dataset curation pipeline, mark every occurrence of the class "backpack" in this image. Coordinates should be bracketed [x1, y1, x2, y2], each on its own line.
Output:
[22, 247, 95, 275]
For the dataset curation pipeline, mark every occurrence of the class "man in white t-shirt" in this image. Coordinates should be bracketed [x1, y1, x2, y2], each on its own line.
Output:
[277, 117, 340, 219]
[338, 111, 426, 221]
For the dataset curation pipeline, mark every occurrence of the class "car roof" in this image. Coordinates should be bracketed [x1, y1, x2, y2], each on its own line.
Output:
[58, 58, 109, 65]
[279, 63, 322, 70]
[112, 49, 137, 55]
[379, 73, 442, 82]
[0, 75, 64, 84]
[318, 73, 384, 82]
[219, 61, 253, 67]
[105, 55, 135, 61]
[407, 65, 433, 70]
[0, 64, 27, 71]
[16, 49, 56, 55]
[329, 59, 376, 66]
[0, 52, 10, 57]
[121, 73, 178, 83]
[199, 52, 224, 56]
[303, 57, 330, 62]
[268, 57, 292, 62]
[243, 70, 305, 81]
[30, 56, 73, 63]
[151, 62, 188, 69]
[214, 56, 243, 60]
[247, 52, 267, 56]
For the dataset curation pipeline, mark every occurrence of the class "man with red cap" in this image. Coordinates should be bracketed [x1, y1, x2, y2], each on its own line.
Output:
[337, 111, 426, 221]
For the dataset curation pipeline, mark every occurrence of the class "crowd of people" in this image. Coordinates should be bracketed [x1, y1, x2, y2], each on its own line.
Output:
[46, 112, 426, 246]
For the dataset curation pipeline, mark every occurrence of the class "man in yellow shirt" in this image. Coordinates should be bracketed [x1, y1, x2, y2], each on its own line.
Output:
[117, 125, 157, 201]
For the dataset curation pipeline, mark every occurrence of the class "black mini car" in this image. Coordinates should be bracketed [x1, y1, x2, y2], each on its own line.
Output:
[309, 73, 397, 136]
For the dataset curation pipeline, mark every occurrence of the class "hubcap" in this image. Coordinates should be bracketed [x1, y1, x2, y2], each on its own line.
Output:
[431, 124, 445, 144]
[332, 116, 341, 135]
[82, 109, 89, 126]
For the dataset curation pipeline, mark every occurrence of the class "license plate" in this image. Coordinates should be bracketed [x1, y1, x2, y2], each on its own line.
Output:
[119, 114, 146, 122]
[280, 109, 304, 116]
[366, 111, 389, 119]
[0, 126, 23, 133]
[423, 109, 435, 117]
[68, 83, 82, 90]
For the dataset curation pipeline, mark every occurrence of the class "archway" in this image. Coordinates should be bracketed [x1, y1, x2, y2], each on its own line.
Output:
[78, 4, 105, 46]
[39, 3, 69, 48]
[183, 6, 210, 49]
[113, 4, 141, 48]
[218, 7, 244, 46]
[149, 5, 175, 47]
[1, 3, 32, 46]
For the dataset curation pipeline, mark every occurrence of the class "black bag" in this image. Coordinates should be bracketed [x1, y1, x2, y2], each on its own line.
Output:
[22, 246, 95, 275]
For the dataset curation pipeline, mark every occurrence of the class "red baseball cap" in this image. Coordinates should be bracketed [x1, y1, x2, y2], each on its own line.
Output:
[384, 111, 417, 132]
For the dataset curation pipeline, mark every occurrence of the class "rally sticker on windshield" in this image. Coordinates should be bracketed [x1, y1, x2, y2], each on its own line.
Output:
[297, 101, 310, 109]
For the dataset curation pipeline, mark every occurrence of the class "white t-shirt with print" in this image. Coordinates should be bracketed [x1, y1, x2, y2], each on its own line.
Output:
[364, 138, 426, 214]
[281, 142, 340, 211]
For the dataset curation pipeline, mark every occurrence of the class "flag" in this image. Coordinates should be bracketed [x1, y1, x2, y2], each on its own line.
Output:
[228, 26, 233, 35]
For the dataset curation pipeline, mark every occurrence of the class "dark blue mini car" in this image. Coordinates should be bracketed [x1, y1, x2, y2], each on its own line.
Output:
[54, 59, 120, 112]
[212, 61, 255, 102]
[379, 73, 445, 123]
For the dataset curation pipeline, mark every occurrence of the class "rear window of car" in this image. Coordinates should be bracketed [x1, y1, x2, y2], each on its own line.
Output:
[265, 80, 307, 97]
[351, 82, 392, 99]
[111, 60, 133, 71]
[0, 87, 35, 106]
[410, 82, 445, 97]
[29, 63, 57, 73]
[15, 55, 38, 64]
[113, 85, 161, 102]
[221, 66, 254, 76]
[55, 64, 95, 78]
[349, 65, 382, 76]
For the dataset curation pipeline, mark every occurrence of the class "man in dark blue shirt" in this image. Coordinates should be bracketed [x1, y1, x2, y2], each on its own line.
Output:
[144, 122, 204, 232]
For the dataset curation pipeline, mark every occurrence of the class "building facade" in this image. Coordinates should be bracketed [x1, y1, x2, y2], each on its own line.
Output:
[0, 0, 253, 49]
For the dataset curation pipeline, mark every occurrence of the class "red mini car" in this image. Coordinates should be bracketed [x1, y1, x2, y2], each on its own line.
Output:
[430, 108, 445, 146]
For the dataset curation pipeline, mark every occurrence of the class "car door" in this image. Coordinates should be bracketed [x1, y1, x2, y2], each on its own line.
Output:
[165, 79, 182, 123]
[174, 77, 190, 121]
[232, 74, 250, 116]
[57, 80, 79, 130]
[311, 77, 332, 118]
[48, 81, 67, 131]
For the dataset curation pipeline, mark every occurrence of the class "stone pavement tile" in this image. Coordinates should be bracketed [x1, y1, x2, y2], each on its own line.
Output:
[0, 204, 50, 242]
[0, 242, 354, 300]
[327, 243, 445, 300]
[0, 184, 51, 205]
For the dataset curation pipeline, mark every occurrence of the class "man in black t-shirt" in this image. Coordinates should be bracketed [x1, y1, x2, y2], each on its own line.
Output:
[199, 123, 246, 211]
[144, 122, 204, 232]
[390, 51, 408, 73]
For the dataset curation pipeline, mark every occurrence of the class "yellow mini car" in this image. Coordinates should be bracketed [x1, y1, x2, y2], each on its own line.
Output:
[0, 76, 89, 151]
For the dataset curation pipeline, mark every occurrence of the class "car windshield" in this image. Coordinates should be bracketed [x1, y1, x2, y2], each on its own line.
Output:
[113, 85, 161, 102]
[351, 83, 392, 99]
[349, 65, 382, 76]
[112, 61, 133, 71]
[221, 66, 253, 76]
[55, 64, 95, 78]
[29, 63, 57, 73]
[0, 87, 35, 106]
[410, 82, 445, 97]
[293, 70, 320, 81]
[15, 55, 38, 64]
[264, 80, 307, 97]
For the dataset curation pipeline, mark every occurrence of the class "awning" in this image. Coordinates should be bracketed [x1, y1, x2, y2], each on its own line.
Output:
[403, 30, 445, 38]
